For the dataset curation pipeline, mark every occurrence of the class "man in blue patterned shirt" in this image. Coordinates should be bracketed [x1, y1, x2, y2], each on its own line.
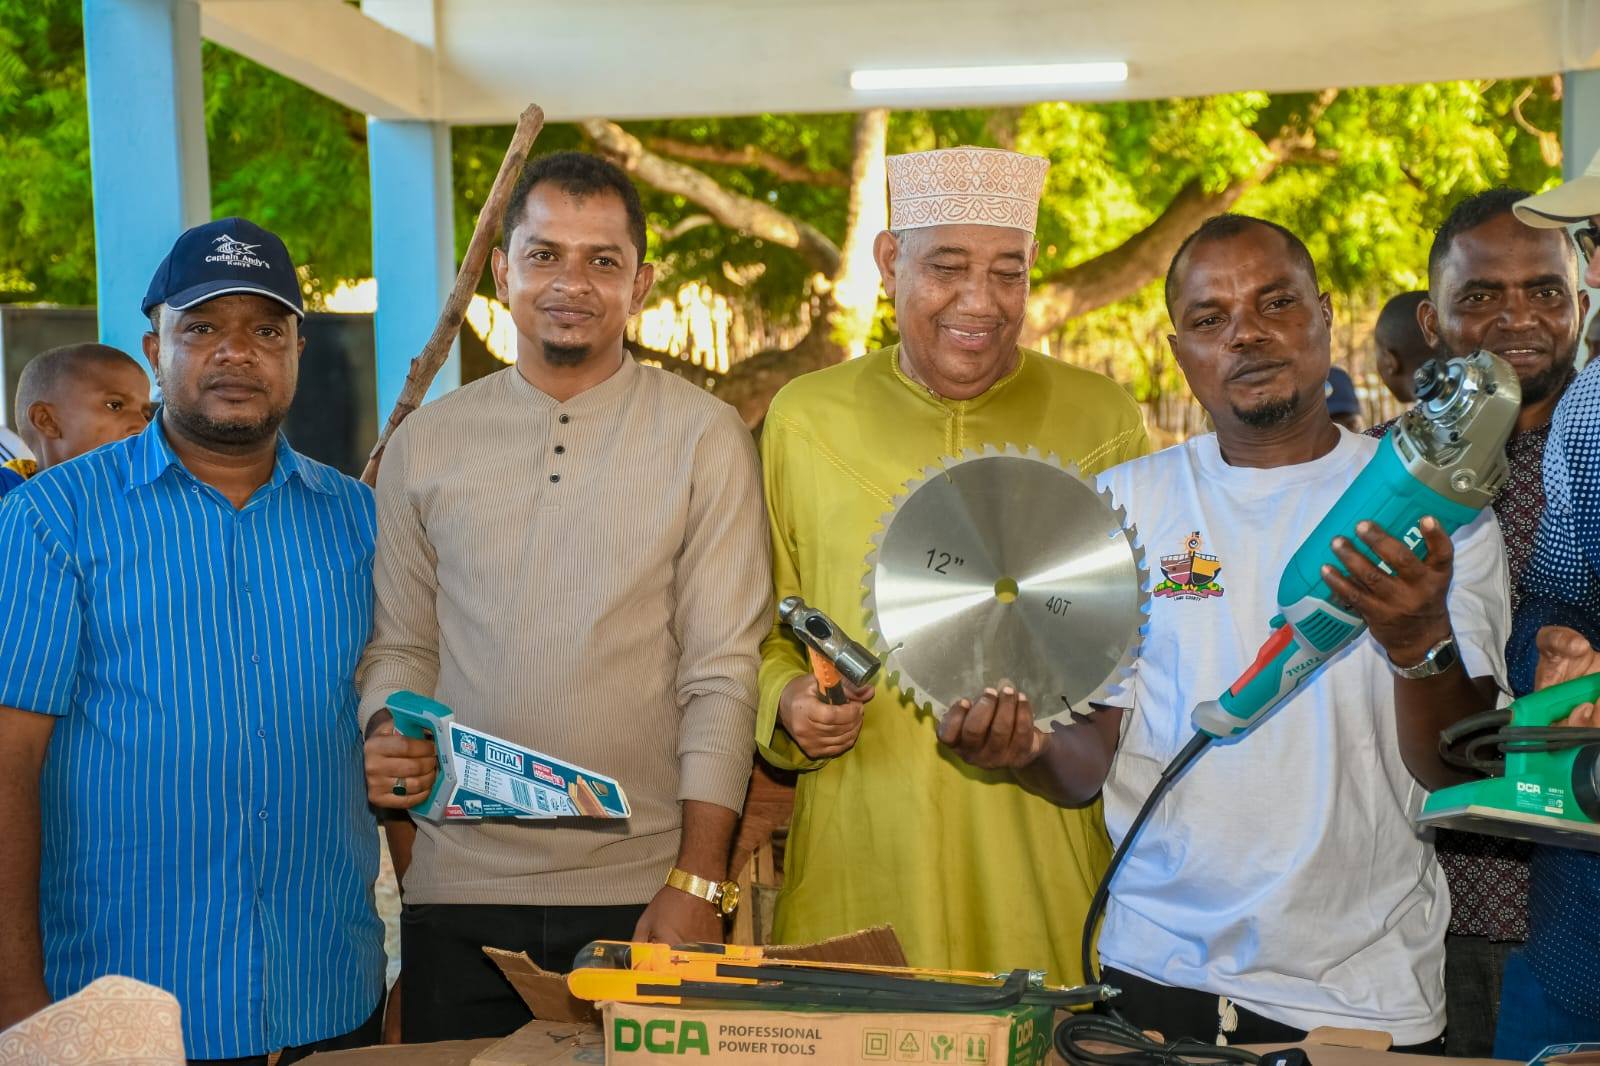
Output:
[0, 219, 385, 1064]
[1466, 165, 1600, 1057]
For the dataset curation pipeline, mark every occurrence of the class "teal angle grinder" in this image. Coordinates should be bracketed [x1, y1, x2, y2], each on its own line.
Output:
[1191, 348, 1522, 740]
[1419, 673, 1600, 850]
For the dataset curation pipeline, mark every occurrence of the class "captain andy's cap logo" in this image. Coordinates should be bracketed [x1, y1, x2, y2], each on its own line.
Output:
[206, 234, 269, 269]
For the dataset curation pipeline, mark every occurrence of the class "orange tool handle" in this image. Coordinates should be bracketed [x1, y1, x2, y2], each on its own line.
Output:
[808, 647, 847, 704]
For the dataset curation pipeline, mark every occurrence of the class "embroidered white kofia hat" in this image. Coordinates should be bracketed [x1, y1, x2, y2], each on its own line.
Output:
[886, 146, 1050, 233]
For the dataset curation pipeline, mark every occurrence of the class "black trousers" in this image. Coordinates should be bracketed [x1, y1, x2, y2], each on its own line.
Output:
[188, 998, 382, 1066]
[1101, 966, 1446, 1054]
[1442, 934, 1517, 1058]
[401, 901, 647, 1043]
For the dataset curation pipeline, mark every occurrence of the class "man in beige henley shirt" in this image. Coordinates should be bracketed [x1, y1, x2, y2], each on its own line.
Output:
[357, 151, 770, 1044]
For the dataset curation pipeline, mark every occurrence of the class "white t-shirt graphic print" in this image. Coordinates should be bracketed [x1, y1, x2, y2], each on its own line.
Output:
[1094, 427, 1510, 1044]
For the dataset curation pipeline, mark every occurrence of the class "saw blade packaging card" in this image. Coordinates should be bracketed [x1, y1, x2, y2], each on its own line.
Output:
[603, 1001, 1053, 1066]
[441, 720, 630, 821]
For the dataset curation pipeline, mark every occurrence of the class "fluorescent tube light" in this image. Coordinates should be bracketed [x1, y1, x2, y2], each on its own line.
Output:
[850, 62, 1128, 92]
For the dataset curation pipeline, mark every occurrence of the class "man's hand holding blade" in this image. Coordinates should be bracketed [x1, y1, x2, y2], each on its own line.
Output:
[778, 674, 875, 759]
[364, 709, 440, 810]
[937, 682, 1121, 807]
[937, 682, 1046, 770]
[1323, 516, 1456, 668]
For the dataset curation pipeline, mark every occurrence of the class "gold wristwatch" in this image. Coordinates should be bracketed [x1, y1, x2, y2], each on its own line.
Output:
[666, 867, 741, 917]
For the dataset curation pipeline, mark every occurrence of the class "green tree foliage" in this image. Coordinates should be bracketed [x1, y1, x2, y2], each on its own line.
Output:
[0, 0, 1563, 412]
[0, 0, 97, 303]
[203, 46, 375, 301]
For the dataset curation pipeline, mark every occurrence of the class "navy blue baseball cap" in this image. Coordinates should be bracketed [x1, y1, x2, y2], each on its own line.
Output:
[141, 217, 304, 319]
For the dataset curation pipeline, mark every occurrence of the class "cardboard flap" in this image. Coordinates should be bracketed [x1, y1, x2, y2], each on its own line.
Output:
[1305, 1026, 1395, 1051]
[483, 947, 598, 1023]
[762, 924, 909, 967]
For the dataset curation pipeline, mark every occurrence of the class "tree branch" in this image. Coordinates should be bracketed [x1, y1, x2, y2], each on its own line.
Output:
[654, 213, 714, 242]
[1510, 83, 1563, 167]
[644, 137, 848, 187]
[580, 119, 842, 276]
[1023, 88, 1340, 342]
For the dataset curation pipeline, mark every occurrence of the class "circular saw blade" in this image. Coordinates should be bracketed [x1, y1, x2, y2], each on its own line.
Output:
[865, 445, 1147, 719]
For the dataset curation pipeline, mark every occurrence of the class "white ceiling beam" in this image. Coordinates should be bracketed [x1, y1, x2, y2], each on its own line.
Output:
[424, 0, 1592, 124]
[200, 0, 435, 120]
[200, 0, 1600, 126]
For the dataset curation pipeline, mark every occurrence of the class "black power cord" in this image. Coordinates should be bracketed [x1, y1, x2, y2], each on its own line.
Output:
[1057, 732, 1251, 1066]
[1078, 731, 1213, 985]
[1056, 1013, 1264, 1066]
[1437, 708, 1600, 775]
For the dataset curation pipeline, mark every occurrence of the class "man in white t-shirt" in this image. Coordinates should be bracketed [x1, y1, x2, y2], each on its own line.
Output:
[939, 214, 1509, 1049]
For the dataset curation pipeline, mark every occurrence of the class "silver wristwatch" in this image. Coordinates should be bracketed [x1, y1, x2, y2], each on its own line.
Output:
[1390, 635, 1460, 679]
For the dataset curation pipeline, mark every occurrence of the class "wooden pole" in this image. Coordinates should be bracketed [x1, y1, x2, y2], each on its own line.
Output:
[360, 103, 546, 487]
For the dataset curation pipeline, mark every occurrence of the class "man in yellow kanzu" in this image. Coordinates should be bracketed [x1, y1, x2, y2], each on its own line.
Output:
[757, 147, 1150, 982]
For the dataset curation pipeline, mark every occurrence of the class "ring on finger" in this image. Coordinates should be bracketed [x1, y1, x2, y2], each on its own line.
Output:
[391, 778, 407, 796]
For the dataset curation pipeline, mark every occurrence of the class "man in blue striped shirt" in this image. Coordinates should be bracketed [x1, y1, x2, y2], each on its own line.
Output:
[0, 218, 385, 1063]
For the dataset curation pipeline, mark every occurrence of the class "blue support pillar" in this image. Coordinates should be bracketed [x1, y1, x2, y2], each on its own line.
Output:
[368, 119, 457, 421]
[1564, 69, 1600, 182]
[83, 0, 210, 359]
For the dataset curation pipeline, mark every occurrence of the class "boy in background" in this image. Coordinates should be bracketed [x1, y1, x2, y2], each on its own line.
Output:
[2, 344, 151, 497]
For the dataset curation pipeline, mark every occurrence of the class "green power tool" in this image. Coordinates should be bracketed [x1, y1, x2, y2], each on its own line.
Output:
[1419, 672, 1600, 850]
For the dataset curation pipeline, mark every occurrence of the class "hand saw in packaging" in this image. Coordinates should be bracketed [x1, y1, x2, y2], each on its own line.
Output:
[386, 690, 630, 822]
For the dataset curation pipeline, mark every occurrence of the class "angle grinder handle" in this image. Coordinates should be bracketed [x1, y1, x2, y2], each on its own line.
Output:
[1510, 672, 1600, 727]
[808, 648, 848, 704]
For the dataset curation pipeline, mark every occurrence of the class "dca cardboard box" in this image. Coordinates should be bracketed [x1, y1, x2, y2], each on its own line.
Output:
[604, 1000, 1054, 1066]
